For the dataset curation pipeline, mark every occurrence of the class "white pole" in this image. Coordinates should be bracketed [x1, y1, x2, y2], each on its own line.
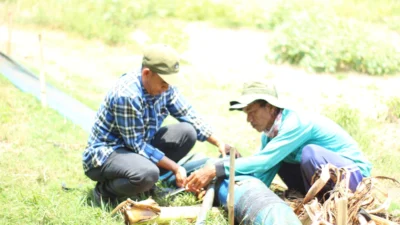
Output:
[38, 33, 47, 107]
[228, 148, 236, 225]
[7, 11, 13, 55]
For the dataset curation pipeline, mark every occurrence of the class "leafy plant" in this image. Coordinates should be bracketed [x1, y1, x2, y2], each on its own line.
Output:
[0, 75, 228, 224]
[5, 0, 266, 46]
[386, 97, 400, 122]
[267, 8, 400, 75]
[323, 104, 371, 152]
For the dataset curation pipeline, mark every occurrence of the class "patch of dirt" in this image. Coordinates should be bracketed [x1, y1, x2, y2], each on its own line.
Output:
[0, 140, 14, 153]
[1, 22, 399, 152]
[0, 25, 141, 89]
[2, 23, 400, 107]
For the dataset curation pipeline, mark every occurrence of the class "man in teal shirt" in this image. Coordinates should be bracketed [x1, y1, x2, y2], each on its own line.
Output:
[185, 81, 372, 195]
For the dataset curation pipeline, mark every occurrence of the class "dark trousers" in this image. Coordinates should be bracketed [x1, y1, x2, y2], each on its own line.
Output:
[85, 123, 197, 198]
[278, 144, 364, 195]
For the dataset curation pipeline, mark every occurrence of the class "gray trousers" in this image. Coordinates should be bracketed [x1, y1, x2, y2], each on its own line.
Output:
[85, 123, 197, 198]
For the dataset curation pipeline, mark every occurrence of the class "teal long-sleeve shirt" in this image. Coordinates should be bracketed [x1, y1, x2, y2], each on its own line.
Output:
[216, 109, 372, 186]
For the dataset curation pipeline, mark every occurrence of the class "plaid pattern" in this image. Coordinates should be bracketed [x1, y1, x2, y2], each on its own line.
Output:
[82, 70, 212, 172]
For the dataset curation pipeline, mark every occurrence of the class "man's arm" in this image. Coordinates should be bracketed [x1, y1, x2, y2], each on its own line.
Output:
[218, 113, 312, 178]
[186, 111, 313, 190]
[166, 87, 212, 141]
[157, 156, 187, 187]
[167, 87, 230, 156]
[207, 135, 233, 157]
[185, 164, 216, 192]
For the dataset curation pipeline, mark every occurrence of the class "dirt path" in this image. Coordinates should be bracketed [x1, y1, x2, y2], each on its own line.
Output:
[183, 23, 400, 120]
[1, 23, 400, 119]
[1, 20, 400, 184]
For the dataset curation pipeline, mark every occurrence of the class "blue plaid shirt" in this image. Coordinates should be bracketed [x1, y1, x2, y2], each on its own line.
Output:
[82, 70, 212, 172]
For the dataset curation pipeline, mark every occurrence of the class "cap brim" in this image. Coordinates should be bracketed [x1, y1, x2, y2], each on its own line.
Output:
[229, 94, 284, 111]
[229, 95, 258, 111]
[229, 102, 248, 110]
[159, 72, 185, 87]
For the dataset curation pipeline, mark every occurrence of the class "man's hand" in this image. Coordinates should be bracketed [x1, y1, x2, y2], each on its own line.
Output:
[218, 143, 242, 158]
[157, 157, 187, 188]
[215, 141, 234, 158]
[185, 165, 216, 192]
[174, 166, 187, 188]
[225, 145, 242, 158]
[218, 142, 228, 158]
[206, 135, 233, 158]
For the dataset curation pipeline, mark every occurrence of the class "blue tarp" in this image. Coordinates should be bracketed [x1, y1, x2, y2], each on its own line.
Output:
[0, 52, 96, 133]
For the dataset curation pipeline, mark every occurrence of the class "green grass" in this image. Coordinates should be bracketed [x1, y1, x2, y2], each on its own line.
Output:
[4, 0, 398, 35]
[264, 0, 400, 31]
[332, 0, 400, 31]
[267, 0, 400, 75]
[0, 0, 263, 49]
[389, 202, 400, 213]
[0, 75, 116, 224]
[2, 0, 400, 75]
[323, 104, 400, 176]
[387, 97, 400, 123]
[15, 59, 105, 110]
[0, 75, 228, 224]
[1, 0, 400, 221]
[323, 105, 371, 151]
[2, 65, 400, 223]
[323, 104, 400, 214]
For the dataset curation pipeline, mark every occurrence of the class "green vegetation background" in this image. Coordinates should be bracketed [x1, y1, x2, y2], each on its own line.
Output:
[0, 0, 399, 224]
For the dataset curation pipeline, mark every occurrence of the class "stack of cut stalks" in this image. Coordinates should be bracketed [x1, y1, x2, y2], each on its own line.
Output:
[283, 164, 400, 225]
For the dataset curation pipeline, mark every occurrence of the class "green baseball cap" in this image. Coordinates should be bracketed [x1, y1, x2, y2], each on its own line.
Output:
[142, 43, 182, 85]
[229, 81, 284, 110]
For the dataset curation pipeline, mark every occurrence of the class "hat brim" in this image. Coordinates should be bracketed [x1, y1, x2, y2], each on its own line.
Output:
[229, 94, 284, 111]
[158, 72, 185, 87]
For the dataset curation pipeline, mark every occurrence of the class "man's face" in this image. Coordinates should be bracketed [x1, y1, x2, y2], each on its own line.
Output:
[142, 68, 170, 96]
[243, 102, 275, 132]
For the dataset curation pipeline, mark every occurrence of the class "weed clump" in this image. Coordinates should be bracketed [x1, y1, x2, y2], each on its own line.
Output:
[267, 5, 400, 75]
[386, 97, 400, 122]
[323, 104, 371, 152]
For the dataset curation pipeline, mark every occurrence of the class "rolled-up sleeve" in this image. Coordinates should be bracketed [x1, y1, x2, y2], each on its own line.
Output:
[166, 87, 212, 141]
[113, 96, 165, 163]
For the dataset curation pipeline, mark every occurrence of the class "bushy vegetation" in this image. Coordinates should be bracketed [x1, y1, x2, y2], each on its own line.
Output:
[323, 104, 371, 152]
[387, 97, 400, 122]
[263, 0, 400, 31]
[0, 75, 226, 224]
[2, 0, 400, 75]
[2, 0, 264, 47]
[332, 0, 400, 32]
[267, 0, 400, 75]
[323, 103, 400, 181]
[1, 0, 399, 223]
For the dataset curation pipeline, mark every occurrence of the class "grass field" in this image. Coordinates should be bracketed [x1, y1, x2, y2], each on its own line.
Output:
[0, 75, 231, 224]
[1, 0, 400, 223]
[0, 75, 117, 224]
[1, 64, 399, 224]
[2, 0, 400, 75]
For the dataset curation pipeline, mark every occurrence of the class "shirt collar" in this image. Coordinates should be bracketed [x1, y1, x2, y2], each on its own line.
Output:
[263, 109, 283, 138]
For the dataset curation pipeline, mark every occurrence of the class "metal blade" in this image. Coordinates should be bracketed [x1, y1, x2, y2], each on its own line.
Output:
[168, 187, 186, 196]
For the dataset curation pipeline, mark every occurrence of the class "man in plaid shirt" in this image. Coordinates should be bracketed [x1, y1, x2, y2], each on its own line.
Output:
[82, 44, 228, 204]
